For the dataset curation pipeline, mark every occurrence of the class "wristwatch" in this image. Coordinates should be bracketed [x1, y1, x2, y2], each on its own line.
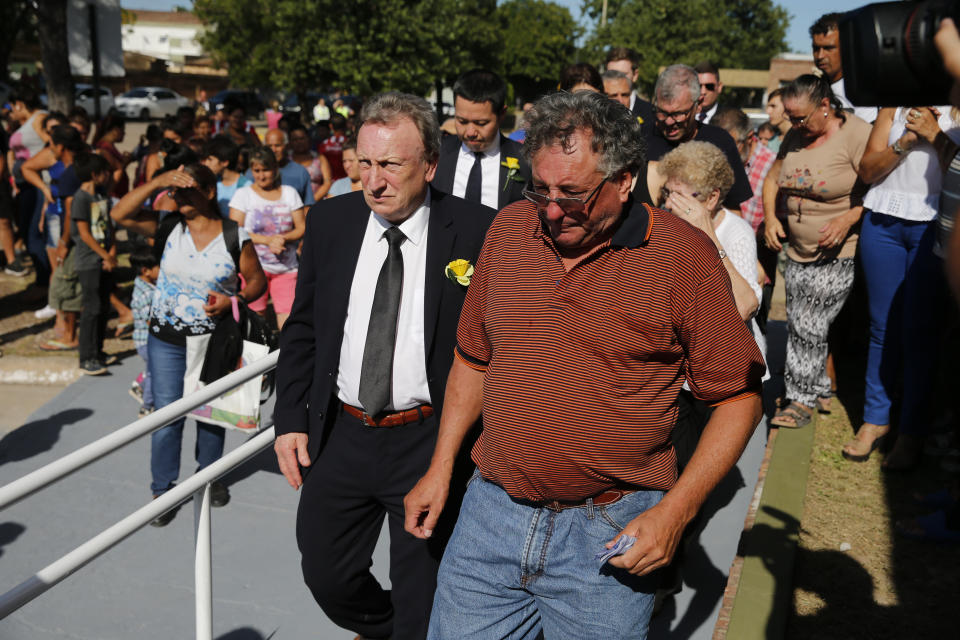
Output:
[892, 140, 906, 155]
[717, 248, 727, 260]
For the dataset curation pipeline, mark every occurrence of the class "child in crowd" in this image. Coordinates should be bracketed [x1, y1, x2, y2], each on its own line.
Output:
[70, 152, 115, 375]
[129, 248, 159, 417]
[201, 135, 249, 217]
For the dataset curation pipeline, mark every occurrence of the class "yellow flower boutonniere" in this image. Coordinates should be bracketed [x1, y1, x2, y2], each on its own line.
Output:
[445, 259, 474, 287]
[501, 156, 525, 191]
[637, 116, 644, 125]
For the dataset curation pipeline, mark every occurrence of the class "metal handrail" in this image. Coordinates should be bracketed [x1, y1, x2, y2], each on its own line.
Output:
[0, 350, 281, 639]
[0, 350, 279, 511]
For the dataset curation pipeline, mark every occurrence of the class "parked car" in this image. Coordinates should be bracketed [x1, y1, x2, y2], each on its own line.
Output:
[114, 87, 191, 120]
[75, 84, 114, 116]
[210, 90, 264, 119]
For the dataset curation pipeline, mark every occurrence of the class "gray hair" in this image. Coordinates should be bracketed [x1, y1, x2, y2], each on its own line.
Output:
[359, 92, 441, 164]
[654, 64, 700, 105]
[601, 69, 630, 83]
[522, 90, 646, 176]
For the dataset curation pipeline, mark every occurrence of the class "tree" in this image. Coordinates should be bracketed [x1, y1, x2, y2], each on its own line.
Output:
[580, 0, 790, 93]
[498, 0, 580, 103]
[193, 0, 501, 97]
[34, 0, 73, 113]
[0, 1, 37, 86]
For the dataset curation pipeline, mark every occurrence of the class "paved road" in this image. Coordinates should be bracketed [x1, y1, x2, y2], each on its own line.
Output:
[0, 351, 769, 639]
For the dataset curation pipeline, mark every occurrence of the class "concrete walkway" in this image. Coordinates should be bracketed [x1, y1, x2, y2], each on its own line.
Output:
[0, 355, 767, 639]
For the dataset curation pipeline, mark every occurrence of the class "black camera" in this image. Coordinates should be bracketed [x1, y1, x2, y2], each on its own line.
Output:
[841, 0, 959, 106]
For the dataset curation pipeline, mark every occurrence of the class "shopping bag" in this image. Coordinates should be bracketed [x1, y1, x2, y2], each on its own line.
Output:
[184, 333, 270, 431]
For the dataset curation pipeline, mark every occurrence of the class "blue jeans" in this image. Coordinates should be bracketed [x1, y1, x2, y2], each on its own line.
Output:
[429, 472, 663, 639]
[860, 211, 943, 433]
[147, 334, 225, 495]
[136, 344, 153, 409]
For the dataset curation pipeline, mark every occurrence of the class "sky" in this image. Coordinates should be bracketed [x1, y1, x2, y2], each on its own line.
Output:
[122, 0, 876, 55]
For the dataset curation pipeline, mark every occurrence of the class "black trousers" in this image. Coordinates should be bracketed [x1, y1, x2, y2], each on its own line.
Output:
[77, 268, 112, 362]
[296, 404, 454, 640]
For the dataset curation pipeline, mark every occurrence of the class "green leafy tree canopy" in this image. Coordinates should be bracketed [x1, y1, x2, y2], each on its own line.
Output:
[580, 0, 790, 93]
[499, 0, 581, 103]
[194, 0, 501, 96]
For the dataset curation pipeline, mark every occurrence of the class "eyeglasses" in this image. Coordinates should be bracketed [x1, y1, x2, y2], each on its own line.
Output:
[660, 186, 701, 204]
[701, 83, 717, 92]
[523, 178, 608, 214]
[654, 102, 697, 123]
[787, 109, 817, 127]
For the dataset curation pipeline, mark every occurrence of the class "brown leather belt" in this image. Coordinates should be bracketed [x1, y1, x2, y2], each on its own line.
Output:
[538, 489, 637, 512]
[342, 403, 434, 427]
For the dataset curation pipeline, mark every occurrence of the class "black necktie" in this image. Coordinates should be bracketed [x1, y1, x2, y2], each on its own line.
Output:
[464, 152, 483, 203]
[358, 226, 405, 416]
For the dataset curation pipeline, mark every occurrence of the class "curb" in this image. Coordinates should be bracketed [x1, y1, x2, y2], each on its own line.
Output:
[719, 420, 817, 639]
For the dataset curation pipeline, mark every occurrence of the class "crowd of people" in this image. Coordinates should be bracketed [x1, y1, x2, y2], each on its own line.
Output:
[3, 8, 960, 639]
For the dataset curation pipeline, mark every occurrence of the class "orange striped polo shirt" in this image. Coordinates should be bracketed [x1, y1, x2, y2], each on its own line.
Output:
[455, 199, 765, 502]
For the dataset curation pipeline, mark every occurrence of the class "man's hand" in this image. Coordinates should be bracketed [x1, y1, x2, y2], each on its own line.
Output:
[605, 501, 689, 576]
[274, 432, 311, 489]
[102, 254, 118, 272]
[403, 468, 451, 539]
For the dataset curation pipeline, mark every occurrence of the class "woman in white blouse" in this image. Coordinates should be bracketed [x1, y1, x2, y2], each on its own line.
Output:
[845, 106, 960, 468]
[111, 163, 266, 524]
[658, 140, 763, 329]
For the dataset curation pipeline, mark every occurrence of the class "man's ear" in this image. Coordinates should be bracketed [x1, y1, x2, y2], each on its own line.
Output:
[616, 170, 633, 202]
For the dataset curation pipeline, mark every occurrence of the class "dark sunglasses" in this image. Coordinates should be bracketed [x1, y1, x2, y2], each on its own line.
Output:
[522, 178, 608, 215]
[702, 83, 717, 92]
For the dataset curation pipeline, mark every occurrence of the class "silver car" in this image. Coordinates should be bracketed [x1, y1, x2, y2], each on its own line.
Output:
[75, 85, 114, 116]
[115, 87, 191, 120]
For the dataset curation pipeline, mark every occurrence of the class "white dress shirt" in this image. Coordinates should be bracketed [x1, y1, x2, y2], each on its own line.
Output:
[452, 136, 501, 210]
[629, 91, 638, 111]
[699, 103, 718, 124]
[336, 193, 432, 411]
[831, 78, 879, 124]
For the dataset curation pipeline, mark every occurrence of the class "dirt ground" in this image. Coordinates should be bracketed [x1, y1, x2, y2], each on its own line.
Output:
[784, 292, 960, 638]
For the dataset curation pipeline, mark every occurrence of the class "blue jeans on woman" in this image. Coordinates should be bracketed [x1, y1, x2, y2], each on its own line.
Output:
[147, 334, 225, 495]
[860, 211, 943, 434]
[429, 471, 663, 639]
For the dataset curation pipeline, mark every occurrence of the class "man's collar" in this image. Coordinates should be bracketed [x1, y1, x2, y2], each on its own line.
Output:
[459, 134, 501, 158]
[371, 188, 431, 246]
[610, 197, 653, 248]
[530, 197, 653, 249]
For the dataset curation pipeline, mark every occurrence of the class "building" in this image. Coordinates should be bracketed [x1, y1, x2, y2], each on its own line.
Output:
[120, 9, 207, 67]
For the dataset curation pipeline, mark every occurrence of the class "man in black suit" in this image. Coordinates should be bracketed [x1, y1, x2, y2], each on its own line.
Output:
[605, 46, 656, 128]
[274, 92, 495, 640]
[641, 64, 752, 211]
[432, 68, 530, 209]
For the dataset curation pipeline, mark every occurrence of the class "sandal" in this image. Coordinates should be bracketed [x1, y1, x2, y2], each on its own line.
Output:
[770, 402, 814, 429]
[815, 394, 833, 414]
[842, 423, 889, 462]
[38, 339, 78, 351]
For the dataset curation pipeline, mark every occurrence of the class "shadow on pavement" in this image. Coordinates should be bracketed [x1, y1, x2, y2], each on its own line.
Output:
[649, 465, 746, 638]
[0, 407, 92, 465]
[220, 441, 282, 488]
[0, 522, 26, 558]
[216, 628, 277, 640]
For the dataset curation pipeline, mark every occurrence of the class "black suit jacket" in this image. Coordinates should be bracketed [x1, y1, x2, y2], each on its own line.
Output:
[632, 96, 656, 137]
[274, 188, 496, 464]
[432, 134, 530, 209]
